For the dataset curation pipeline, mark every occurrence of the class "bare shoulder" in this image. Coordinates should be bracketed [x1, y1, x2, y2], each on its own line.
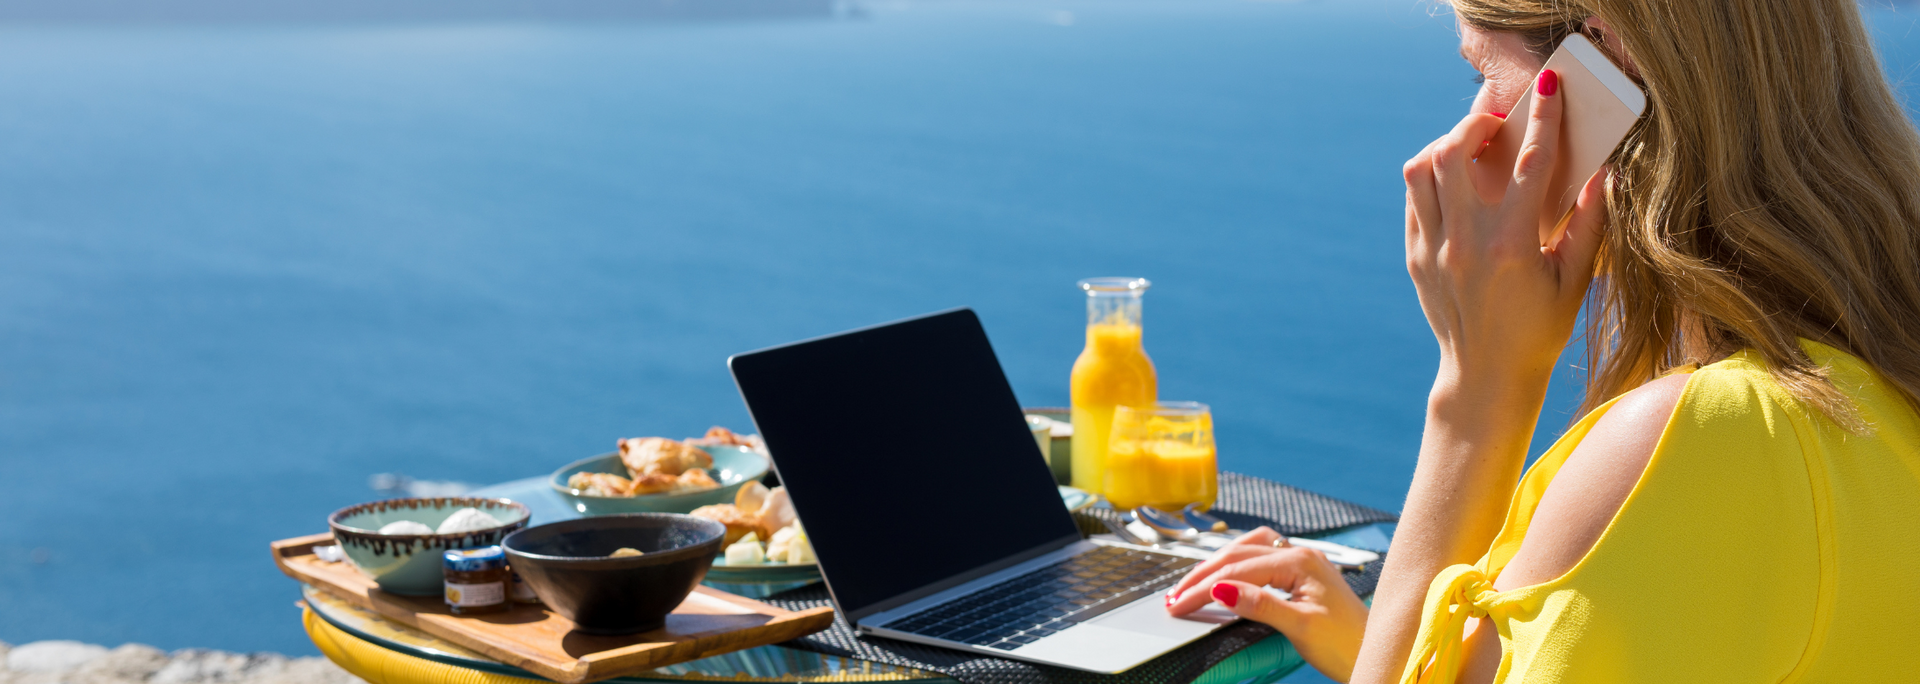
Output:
[1492, 373, 1692, 589]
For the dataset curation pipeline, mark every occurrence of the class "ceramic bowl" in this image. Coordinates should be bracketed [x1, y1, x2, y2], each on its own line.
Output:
[328, 497, 531, 596]
[1024, 407, 1072, 485]
[502, 514, 726, 635]
[549, 445, 769, 516]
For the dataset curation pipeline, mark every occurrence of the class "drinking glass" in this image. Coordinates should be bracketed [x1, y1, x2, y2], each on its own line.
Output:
[1101, 402, 1216, 511]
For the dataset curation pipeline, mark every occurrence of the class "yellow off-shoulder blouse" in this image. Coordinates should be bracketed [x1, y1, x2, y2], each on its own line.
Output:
[1401, 341, 1920, 683]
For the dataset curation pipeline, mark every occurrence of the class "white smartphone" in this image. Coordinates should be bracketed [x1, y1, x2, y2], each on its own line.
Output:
[1478, 33, 1646, 246]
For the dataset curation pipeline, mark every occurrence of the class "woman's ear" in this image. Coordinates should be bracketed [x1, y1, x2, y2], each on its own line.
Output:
[1583, 16, 1641, 81]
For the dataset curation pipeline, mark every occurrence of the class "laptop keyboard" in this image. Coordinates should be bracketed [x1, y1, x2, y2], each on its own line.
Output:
[880, 546, 1199, 651]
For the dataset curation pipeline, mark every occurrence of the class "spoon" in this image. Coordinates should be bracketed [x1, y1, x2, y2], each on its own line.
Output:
[1181, 504, 1384, 566]
[1133, 506, 1381, 570]
[1132, 506, 1232, 550]
[1183, 504, 1231, 533]
[1095, 512, 1219, 559]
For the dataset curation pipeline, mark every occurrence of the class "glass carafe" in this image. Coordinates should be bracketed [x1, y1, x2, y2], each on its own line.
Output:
[1069, 277, 1157, 495]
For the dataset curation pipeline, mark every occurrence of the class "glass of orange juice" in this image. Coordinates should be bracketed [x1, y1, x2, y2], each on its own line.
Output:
[1102, 402, 1216, 512]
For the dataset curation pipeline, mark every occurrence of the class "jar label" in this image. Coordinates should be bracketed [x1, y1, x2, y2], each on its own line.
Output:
[510, 574, 539, 602]
[445, 581, 506, 607]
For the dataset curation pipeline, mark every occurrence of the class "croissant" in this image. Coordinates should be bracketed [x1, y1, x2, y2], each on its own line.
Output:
[566, 472, 635, 497]
[618, 437, 713, 478]
[690, 504, 761, 546]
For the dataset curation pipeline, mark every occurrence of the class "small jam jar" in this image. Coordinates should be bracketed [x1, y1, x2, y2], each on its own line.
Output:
[508, 566, 542, 605]
[443, 546, 510, 615]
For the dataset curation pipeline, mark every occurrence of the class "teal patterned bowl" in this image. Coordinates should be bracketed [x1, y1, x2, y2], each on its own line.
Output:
[328, 497, 530, 596]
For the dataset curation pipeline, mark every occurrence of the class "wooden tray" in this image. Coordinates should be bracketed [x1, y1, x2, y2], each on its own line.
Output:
[273, 533, 836, 684]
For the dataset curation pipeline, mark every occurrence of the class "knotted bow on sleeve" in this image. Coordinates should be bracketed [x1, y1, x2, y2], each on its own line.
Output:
[1399, 564, 1503, 684]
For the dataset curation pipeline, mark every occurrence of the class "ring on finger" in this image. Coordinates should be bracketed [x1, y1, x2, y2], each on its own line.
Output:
[1271, 537, 1290, 549]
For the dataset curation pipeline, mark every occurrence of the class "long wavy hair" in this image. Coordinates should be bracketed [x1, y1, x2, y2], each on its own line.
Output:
[1451, 0, 1920, 427]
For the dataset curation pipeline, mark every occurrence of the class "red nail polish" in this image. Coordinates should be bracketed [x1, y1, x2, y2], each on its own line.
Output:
[1165, 594, 1175, 607]
[1211, 583, 1239, 608]
[1537, 69, 1558, 97]
[1492, 112, 1507, 119]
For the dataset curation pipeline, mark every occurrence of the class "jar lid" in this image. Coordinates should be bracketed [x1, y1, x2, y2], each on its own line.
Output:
[444, 546, 506, 572]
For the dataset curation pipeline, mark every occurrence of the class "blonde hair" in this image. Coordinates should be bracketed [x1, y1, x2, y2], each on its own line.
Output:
[1451, 0, 1920, 427]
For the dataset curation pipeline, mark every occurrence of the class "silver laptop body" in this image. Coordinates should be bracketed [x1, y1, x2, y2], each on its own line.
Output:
[728, 309, 1237, 674]
[858, 539, 1237, 673]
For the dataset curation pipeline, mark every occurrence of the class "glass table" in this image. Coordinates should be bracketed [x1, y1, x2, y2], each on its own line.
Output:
[299, 476, 1394, 684]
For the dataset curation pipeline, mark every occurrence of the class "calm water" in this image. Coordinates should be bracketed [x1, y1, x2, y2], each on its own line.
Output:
[4, 0, 1920, 658]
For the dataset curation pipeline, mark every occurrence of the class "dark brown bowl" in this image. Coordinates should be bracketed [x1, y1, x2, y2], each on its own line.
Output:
[501, 514, 726, 635]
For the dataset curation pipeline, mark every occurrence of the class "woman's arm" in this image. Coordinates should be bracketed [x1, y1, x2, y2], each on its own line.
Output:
[1349, 68, 1609, 684]
[1452, 373, 1687, 683]
[1347, 372, 1550, 683]
[1163, 373, 1682, 684]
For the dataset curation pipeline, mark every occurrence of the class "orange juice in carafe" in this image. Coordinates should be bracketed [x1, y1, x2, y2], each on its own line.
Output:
[1069, 278, 1156, 495]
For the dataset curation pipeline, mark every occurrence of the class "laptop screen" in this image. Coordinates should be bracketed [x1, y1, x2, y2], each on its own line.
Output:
[728, 309, 1082, 621]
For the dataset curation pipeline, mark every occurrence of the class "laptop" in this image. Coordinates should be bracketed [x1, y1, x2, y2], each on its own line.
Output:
[727, 308, 1238, 674]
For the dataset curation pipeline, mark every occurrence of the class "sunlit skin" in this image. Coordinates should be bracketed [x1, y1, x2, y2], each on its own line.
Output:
[1462, 27, 1542, 118]
[1167, 17, 1675, 684]
[1462, 18, 1637, 120]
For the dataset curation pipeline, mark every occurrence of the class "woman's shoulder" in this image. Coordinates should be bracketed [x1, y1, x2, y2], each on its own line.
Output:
[1491, 373, 1690, 589]
[1494, 357, 1817, 590]
[1596, 370, 1697, 437]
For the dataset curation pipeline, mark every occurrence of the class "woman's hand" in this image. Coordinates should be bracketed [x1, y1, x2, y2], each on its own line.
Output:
[1348, 70, 1613, 684]
[1403, 69, 1608, 393]
[1165, 527, 1369, 683]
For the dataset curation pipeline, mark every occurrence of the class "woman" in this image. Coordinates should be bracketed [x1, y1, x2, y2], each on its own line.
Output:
[1166, 0, 1920, 681]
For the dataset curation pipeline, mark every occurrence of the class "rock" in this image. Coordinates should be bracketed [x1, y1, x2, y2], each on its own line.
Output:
[0, 643, 356, 684]
[77, 644, 171, 681]
[245, 659, 359, 684]
[151, 650, 290, 684]
[6, 641, 109, 673]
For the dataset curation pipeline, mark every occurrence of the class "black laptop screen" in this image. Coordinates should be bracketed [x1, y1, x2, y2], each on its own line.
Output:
[728, 309, 1081, 620]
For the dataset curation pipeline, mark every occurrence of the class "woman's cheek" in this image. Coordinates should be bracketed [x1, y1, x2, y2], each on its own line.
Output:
[1471, 87, 1501, 117]
[1475, 82, 1529, 119]
[1488, 68, 1542, 117]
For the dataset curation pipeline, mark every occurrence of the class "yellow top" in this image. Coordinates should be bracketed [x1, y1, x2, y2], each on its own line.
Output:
[1400, 341, 1920, 683]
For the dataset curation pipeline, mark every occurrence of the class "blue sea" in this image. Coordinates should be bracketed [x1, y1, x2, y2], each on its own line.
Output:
[4, 0, 1920, 663]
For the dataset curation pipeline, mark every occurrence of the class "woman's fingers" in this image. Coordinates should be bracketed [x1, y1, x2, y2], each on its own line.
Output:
[1227, 526, 1284, 547]
[1407, 111, 1502, 264]
[1404, 144, 1443, 251]
[1431, 113, 1508, 209]
[1166, 556, 1280, 616]
[1505, 69, 1564, 230]
[1406, 200, 1424, 271]
[1175, 558, 1370, 683]
[1208, 580, 1310, 633]
[1549, 166, 1611, 296]
[1168, 527, 1282, 598]
[1166, 547, 1321, 616]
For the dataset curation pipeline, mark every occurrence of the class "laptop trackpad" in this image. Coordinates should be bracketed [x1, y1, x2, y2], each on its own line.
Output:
[1088, 594, 1237, 639]
[1008, 597, 1239, 673]
[1009, 621, 1179, 673]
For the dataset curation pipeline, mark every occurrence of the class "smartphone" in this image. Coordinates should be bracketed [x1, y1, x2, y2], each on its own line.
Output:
[1479, 33, 1646, 247]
